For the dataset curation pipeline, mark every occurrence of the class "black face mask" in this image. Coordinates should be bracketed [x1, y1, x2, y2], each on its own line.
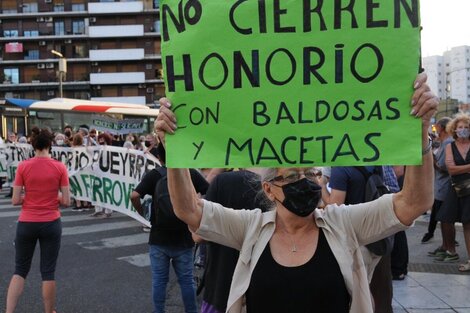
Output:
[275, 178, 322, 217]
[144, 141, 152, 147]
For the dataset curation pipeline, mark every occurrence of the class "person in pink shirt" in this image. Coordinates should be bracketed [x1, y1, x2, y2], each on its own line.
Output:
[6, 127, 70, 313]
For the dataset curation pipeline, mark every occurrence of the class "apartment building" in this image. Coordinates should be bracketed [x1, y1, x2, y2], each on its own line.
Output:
[423, 45, 470, 104]
[0, 0, 164, 136]
[0, 0, 164, 106]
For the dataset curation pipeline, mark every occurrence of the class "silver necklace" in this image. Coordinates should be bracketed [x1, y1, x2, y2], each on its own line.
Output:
[282, 229, 298, 253]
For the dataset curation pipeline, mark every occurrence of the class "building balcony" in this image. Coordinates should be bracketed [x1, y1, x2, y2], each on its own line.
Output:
[0, 8, 159, 20]
[90, 49, 144, 61]
[0, 81, 90, 91]
[0, 58, 90, 65]
[0, 78, 164, 91]
[88, 1, 143, 14]
[0, 34, 88, 43]
[0, 11, 89, 20]
[90, 72, 145, 85]
[89, 25, 144, 38]
[0, 55, 162, 64]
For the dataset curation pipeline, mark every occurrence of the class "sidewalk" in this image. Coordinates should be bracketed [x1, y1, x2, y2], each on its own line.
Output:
[393, 272, 470, 312]
[392, 214, 470, 312]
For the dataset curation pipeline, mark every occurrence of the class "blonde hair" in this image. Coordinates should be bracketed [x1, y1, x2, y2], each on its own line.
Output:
[446, 113, 470, 139]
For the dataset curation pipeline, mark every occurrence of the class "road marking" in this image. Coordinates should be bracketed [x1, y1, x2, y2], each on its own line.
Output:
[78, 233, 148, 250]
[117, 253, 150, 267]
[0, 211, 18, 218]
[0, 204, 17, 210]
[0, 212, 118, 222]
[62, 221, 140, 236]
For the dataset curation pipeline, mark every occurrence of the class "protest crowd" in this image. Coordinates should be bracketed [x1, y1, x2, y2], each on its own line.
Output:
[2, 3, 470, 312]
[3, 110, 470, 313]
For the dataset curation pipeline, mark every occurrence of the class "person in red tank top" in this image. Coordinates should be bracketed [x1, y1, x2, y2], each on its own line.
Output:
[6, 127, 70, 313]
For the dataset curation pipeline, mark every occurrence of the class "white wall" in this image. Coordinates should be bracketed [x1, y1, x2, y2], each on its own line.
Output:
[91, 97, 146, 105]
[88, 1, 143, 14]
[89, 25, 144, 38]
[90, 72, 145, 85]
[90, 49, 145, 61]
[423, 56, 445, 99]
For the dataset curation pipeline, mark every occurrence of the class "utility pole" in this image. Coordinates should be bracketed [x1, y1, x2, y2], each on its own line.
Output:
[51, 50, 67, 98]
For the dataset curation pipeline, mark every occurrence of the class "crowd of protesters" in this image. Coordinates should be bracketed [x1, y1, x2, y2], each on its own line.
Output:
[5, 111, 470, 313]
[421, 114, 470, 273]
[1, 124, 159, 215]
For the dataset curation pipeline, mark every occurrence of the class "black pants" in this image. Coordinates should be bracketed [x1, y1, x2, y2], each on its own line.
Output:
[370, 253, 393, 313]
[427, 199, 443, 234]
[391, 231, 409, 277]
[14, 218, 62, 281]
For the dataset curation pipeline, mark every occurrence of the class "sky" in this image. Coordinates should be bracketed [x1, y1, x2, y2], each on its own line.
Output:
[420, 0, 470, 57]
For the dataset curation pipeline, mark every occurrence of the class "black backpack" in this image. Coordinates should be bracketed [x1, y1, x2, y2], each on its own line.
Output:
[151, 167, 186, 230]
[355, 166, 394, 256]
[355, 167, 390, 201]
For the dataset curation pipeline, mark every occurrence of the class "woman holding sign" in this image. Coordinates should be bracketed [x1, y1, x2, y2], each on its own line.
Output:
[6, 127, 70, 313]
[155, 73, 437, 313]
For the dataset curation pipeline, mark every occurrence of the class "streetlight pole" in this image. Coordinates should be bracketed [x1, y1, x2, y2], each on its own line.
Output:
[51, 50, 67, 98]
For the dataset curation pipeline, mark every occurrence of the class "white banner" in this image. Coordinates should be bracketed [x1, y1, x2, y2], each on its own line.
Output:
[0, 143, 35, 180]
[0, 144, 159, 227]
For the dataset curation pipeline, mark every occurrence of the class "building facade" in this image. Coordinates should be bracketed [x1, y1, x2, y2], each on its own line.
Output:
[0, 0, 163, 103]
[423, 45, 470, 104]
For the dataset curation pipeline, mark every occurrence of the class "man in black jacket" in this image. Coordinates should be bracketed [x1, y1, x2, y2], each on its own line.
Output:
[131, 143, 208, 313]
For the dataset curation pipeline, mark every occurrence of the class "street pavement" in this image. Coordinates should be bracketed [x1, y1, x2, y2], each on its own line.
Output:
[393, 214, 470, 313]
[0, 187, 469, 312]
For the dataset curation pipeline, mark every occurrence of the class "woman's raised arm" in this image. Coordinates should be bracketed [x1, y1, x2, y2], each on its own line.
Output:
[155, 98, 204, 231]
[393, 73, 438, 225]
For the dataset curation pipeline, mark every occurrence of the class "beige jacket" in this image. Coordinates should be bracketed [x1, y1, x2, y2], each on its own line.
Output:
[196, 194, 407, 313]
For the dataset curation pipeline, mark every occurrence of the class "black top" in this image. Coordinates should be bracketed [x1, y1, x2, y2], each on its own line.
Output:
[246, 229, 350, 313]
[133, 167, 208, 247]
[203, 170, 266, 312]
[450, 142, 470, 183]
[134, 168, 160, 198]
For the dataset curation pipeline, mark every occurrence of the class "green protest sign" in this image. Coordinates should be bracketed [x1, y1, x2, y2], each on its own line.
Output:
[161, 0, 421, 168]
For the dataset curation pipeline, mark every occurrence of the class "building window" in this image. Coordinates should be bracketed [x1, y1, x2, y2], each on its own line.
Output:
[72, 20, 85, 35]
[22, 3, 38, 13]
[55, 21, 65, 35]
[25, 50, 39, 60]
[54, 4, 65, 12]
[73, 44, 87, 58]
[2, 9, 17, 13]
[4, 68, 19, 84]
[24, 30, 39, 37]
[154, 0, 159, 9]
[3, 30, 18, 37]
[72, 4, 86, 11]
[154, 20, 161, 33]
